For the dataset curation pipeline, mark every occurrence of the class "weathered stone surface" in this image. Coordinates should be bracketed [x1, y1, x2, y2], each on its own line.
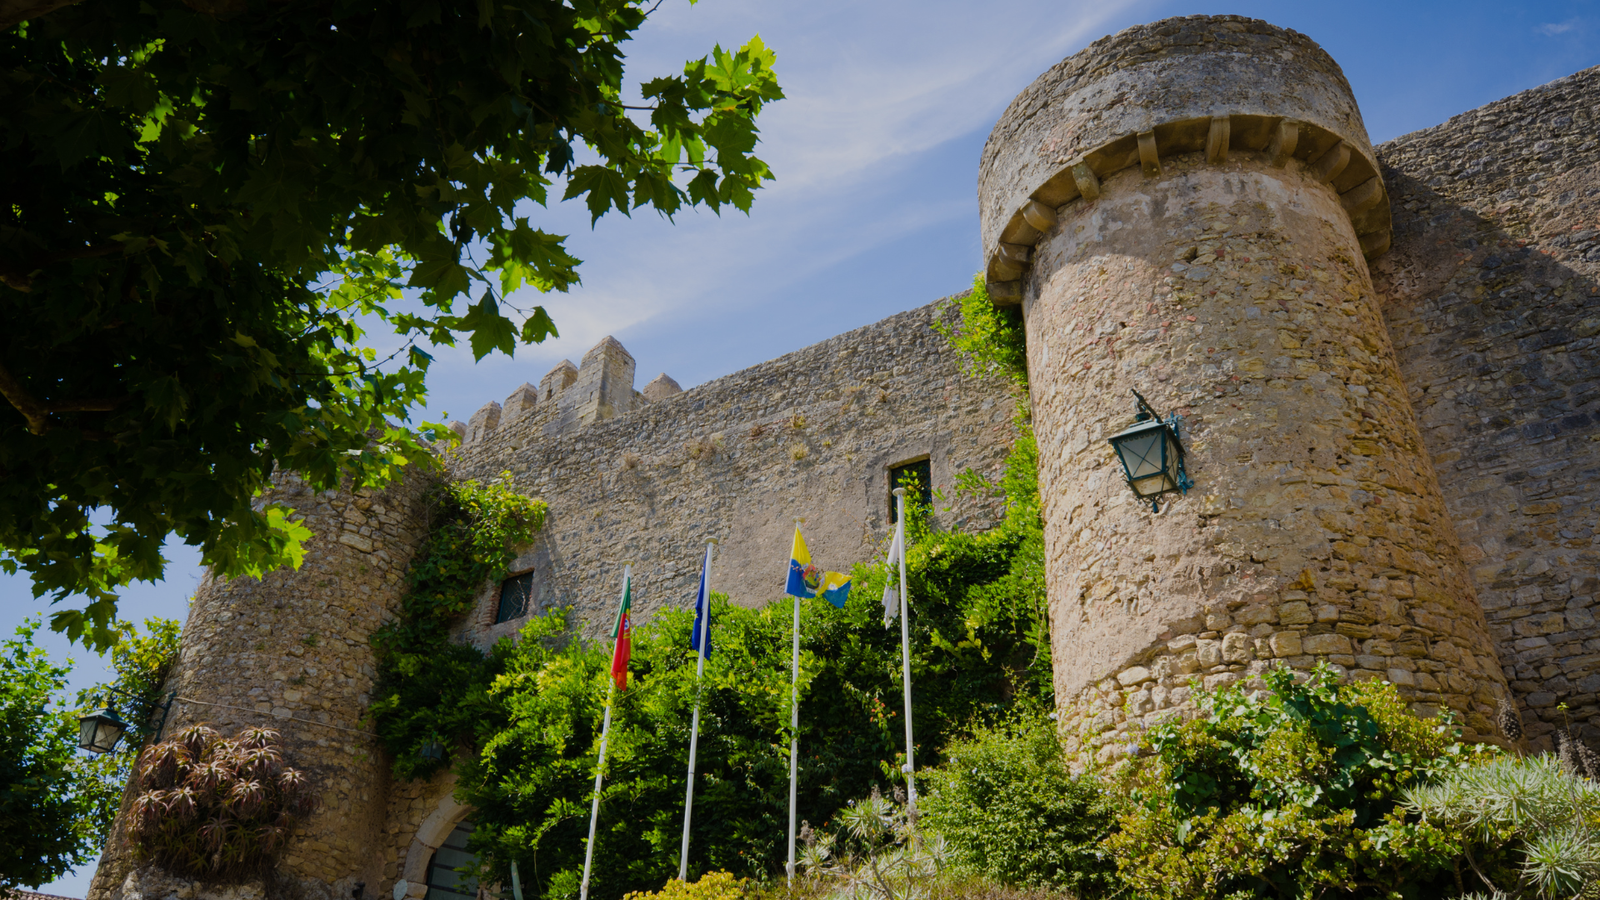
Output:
[978, 14, 1390, 291]
[91, 470, 434, 899]
[641, 372, 684, 403]
[449, 303, 1018, 637]
[1373, 62, 1600, 751]
[987, 16, 1509, 763]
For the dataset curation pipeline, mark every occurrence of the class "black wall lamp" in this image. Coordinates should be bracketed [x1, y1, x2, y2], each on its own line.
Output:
[1107, 389, 1193, 512]
[77, 688, 175, 754]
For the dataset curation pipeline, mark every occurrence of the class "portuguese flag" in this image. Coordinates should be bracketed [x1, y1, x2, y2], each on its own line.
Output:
[609, 575, 632, 690]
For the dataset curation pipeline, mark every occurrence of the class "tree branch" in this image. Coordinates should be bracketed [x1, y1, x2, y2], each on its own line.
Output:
[0, 358, 51, 434]
[0, 356, 128, 435]
[0, 241, 128, 293]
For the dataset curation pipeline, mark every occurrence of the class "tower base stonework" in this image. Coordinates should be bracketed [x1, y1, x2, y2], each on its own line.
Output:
[978, 15, 1511, 763]
[88, 469, 434, 900]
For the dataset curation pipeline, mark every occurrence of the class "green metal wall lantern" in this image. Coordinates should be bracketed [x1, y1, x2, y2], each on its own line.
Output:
[77, 689, 175, 755]
[1107, 389, 1193, 512]
[77, 703, 131, 754]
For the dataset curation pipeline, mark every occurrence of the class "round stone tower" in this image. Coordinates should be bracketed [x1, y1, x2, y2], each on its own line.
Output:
[978, 15, 1510, 762]
[89, 470, 434, 900]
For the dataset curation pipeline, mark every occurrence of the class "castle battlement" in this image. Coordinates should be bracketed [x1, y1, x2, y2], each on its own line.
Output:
[450, 335, 682, 447]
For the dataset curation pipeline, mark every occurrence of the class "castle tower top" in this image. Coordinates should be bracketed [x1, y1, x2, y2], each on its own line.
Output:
[978, 14, 1391, 303]
[979, 14, 1504, 758]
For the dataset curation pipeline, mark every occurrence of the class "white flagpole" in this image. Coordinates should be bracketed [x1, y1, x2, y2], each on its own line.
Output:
[894, 489, 917, 814]
[580, 692, 613, 900]
[679, 539, 716, 881]
[581, 563, 631, 900]
[786, 518, 803, 884]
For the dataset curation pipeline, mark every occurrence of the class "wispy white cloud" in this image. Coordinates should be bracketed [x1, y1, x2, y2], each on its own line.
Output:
[1536, 18, 1579, 36]
[437, 0, 1150, 419]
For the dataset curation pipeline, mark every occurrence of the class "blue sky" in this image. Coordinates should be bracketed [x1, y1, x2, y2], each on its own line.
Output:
[8, 1, 1599, 893]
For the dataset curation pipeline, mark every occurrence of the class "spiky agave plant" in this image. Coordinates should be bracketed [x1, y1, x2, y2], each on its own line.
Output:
[796, 787, 947, 900]
[1404, 754, 1600, 899]
[128, 724, 316, 879]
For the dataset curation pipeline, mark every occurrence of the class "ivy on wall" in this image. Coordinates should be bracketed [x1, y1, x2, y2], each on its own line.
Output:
[369, 474, 547, 780]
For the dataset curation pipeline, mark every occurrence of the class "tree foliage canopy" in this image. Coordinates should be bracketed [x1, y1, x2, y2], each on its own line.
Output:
[0, 620, 107, 888]
[0, 0, 781, 650]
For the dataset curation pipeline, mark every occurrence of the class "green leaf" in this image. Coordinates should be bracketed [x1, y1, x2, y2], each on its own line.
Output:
[458, 292, 518, 360]
[408, 258, 474, 300]
[520, 306, 558, 343]
[563, 165, 632, 223]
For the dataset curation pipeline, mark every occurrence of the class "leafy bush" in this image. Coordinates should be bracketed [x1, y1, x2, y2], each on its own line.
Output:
[921, 709, 1118, 897]
[458, 501, 1052, 900]
[623, 871, 748, 900]
[1104, 663, 1491, 899]
[1406, 754, 1600, 899]
[129, 724, 315, 878]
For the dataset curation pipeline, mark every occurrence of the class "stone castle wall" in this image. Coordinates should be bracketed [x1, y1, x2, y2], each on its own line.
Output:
[1374, 63, 1600, 750]
[445, 301, 1020, 641]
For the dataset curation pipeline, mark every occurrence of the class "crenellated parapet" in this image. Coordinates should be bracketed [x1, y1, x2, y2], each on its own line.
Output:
[978, 15, 1393, 307]
[449, 337, 679, 446]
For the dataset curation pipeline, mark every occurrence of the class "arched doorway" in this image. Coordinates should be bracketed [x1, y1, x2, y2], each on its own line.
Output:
[422, 820, 480, 900]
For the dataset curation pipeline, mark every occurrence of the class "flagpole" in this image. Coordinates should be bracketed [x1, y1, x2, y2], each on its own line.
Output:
[679, 539, 716, 881]
[894, 489, 917, 815]
[581, 563, 631, 900]
[581, 690, 613, 900]
[786, 517, 803, 885]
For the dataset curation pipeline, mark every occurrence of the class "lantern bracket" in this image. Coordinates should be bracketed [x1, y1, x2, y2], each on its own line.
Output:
[1122, 390, 1194, 512]
[88, 687, 176, 750]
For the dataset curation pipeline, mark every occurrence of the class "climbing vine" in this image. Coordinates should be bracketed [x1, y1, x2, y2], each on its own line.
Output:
[934, 275, 1029, 389]
[369, 474, 546, 780]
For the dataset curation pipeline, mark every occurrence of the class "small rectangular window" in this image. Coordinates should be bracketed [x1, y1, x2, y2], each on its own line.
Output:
[888, 459, 932, 523]
[496, 571, 535, 623]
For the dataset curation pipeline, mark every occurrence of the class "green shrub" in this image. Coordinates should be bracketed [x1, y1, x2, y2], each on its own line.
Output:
[622, 871, 748, 900]
[921, 709, 1118, 897]
[1104, 664, 1492, 899]
[1406, 754, 1600, 899]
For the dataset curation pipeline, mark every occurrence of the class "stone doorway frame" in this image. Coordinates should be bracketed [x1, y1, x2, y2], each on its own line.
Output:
[395, 794, 473, 900]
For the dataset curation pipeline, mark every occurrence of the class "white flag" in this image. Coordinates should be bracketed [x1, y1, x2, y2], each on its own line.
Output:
[881, 527, 903, 626]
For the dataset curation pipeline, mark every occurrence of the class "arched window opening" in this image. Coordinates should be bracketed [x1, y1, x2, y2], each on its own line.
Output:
[424, 821, 479, 900]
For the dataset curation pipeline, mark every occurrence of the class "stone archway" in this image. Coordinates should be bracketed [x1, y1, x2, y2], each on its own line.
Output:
[395, 793, 472, 900]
